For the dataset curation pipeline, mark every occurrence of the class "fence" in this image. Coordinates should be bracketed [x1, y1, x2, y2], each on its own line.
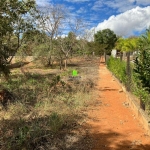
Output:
[107, 54, 150, 113]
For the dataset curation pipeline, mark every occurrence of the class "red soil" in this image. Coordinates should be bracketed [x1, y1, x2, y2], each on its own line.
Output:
[86, 62, 150, 150]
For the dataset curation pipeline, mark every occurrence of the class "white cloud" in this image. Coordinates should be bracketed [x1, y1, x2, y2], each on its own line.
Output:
[36, 0, 51, 6]
[61, 34, 67, 38]
[68, 6, 76, 11]
[64, 0, 90, 2]
[136, 0, 150, 5]
[105, 0, 135, 12]
[92, 1, 104, 10]
[35, 0, 150, 39]
[92, 0, 150, 13]
[76, 7, 87, 14]
[94, 6, 150, 37]
[128, 0, 135, 3]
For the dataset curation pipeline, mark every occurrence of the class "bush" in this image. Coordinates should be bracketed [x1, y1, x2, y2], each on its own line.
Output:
[107, 56, 126, 84]
[132, 29, 150, 108]
[107, 54, 150, 112]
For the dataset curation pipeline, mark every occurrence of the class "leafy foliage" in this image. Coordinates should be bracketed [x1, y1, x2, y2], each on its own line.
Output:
[134, 29, 150, 92]
[86, 42, 106, 56]
[94, 29, 118, 55]
[0, 0, 35, 78]
[107, 57, 127, 84]
[108, 28, 150, 108]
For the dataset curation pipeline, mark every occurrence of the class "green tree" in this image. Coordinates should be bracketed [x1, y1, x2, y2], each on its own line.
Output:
[0, 0, 35, 78]
[115, 37, 125, 60]
[94, 29, 118, 55]
[116, 37, 139, 91]
[87, 42, 106, 57]
[19, 29, 48, 57]
[55, 32, 78, 69]
[115, 37, 138, 61]
[121, 38, 138, 52]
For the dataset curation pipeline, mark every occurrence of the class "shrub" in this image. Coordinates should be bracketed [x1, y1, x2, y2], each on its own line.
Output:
[132, 29, 150, 108]
[107, 56, 126, 84]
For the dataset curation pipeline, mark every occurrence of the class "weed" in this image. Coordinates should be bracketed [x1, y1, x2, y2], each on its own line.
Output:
[49, 112, 64, 133]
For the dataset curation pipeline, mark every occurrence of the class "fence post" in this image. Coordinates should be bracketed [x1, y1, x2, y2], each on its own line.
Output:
[140, 98, 145, 111]
[126, 52, 131, 92]
[120, 52, 123, 61]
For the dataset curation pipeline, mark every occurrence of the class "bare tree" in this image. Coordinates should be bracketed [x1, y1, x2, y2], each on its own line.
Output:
[36, 4, 88, 69]
[56, 32, 76, 69]
[56, 18, 86, 69]
[36, 4, 67, 66]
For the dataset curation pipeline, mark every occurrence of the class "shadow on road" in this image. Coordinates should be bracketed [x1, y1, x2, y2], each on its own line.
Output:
[64, 124, 150, 150]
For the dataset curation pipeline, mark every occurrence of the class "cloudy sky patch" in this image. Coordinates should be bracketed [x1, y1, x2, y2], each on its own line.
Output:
[95, 6, 150, 36]
[36, 0, 150, 37]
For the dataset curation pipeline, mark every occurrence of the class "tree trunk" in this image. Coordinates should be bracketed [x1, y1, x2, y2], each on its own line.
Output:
[47, 56, 51, 66]
[59, 59, 63, 70]
[99, 55, 101, 64]
[64, 59, 67, 69]
[93, 51, 95, 56]
[8, 55, 14, 64]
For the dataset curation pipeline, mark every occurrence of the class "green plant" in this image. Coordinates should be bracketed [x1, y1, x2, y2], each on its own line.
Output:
[49, 112, 64, 133]
[132, 73, 149, 102]
[0, 0, 35, 79]
[134, 50, 150, 92]
[107, 56, 126, 84]
[133, 28, 150, 107]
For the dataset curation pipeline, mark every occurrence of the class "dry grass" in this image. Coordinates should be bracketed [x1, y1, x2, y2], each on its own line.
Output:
[0, 56, 99, 150]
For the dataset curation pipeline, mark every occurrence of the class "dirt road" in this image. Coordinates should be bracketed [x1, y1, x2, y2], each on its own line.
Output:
[86, 63, 150, 150]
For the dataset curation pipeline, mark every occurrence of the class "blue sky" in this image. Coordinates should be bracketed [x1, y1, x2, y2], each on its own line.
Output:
[36, 0, 150, 37]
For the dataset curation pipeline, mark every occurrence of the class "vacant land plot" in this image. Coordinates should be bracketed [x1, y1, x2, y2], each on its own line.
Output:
[0, 56, 100, 150]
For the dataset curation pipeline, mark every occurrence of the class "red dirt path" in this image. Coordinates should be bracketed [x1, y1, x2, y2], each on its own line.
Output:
[86, 63, 150, 150]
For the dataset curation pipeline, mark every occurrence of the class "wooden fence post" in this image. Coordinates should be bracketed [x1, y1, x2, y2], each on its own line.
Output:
[126, 52, 131, 92]
[140, 98, 145, 111]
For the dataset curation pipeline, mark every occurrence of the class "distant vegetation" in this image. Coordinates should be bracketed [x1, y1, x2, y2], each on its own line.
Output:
[0, 0, 108, 79]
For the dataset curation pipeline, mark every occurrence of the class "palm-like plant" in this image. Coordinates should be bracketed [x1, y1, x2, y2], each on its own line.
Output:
[115, 37, 139, 91]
